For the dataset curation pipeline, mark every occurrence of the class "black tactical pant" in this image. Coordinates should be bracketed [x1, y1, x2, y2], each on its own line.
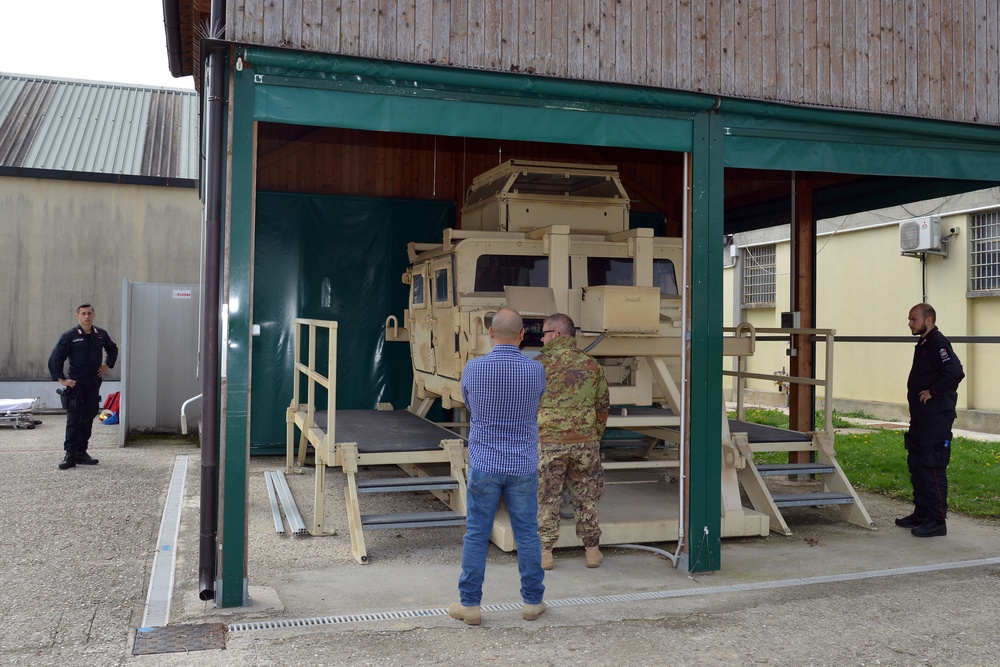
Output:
[904, 417, 953, 525]
[63, 382, 102, 457]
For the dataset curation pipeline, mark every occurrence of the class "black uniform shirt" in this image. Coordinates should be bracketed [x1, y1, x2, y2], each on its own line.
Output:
[907, 327, 964, 419]
[48, 325, 119, 387]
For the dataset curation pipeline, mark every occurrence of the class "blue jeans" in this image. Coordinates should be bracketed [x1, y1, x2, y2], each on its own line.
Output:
[459, 466, 545, 606]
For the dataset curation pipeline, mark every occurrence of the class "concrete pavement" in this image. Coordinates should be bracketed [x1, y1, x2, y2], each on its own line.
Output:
[1, 415, 998, 666]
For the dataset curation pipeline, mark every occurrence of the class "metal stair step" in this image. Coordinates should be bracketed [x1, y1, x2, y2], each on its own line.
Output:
[360, 511, 467, 530]
[756, 463, 837, 477]
[356, 476, 459, 493]
[771, 491, 856, 508]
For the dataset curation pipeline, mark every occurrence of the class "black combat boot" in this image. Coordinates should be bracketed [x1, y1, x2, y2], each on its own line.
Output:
[894, 512, 926, 528]
[76, 452, 99, 465]
[58, 453, 76, 470]
[912, 521, 947, 538]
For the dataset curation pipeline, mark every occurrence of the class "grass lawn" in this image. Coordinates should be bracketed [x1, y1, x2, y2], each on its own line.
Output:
[732, 408, 1000, 519]
[732, 407, 855, 430]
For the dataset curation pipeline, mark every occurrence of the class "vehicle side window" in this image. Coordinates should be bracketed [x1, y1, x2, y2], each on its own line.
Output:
[588, 257, 679, 296]
[654, 259, 679, 296]
[434, 268, 450, 303]
[588, 257, 633, 286]
[411, 273, 425, 307]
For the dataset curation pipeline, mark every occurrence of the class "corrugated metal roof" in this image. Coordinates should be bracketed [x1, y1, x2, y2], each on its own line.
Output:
[0, 73, 199, 183]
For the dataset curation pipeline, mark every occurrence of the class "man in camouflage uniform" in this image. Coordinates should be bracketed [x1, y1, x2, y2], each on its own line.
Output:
[536, 313, 610, 569]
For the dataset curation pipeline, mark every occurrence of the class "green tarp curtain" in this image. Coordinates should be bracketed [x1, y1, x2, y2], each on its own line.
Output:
[255, 84, 696, 152]
[249, 198, 669, 451]
[250, 192, 454, 452]
[723, 122, 1000, 180]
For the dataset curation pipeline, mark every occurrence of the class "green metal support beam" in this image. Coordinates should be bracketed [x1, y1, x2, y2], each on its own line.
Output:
[218, 61, 256, 608]
[686, 113, 725, 573]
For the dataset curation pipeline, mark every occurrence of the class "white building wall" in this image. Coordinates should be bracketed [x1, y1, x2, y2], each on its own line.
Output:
[0, 177, 202, 385]
[726, 188, 1000, 428]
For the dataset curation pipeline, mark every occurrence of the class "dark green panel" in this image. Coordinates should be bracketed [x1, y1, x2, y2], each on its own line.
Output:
[219, 63, 255, 608]
[725, 133, 1000, 180]
[722, 111, 1000, 180]
[249, 193, 454, 452]
[247, 195, 304, 453]
[688, 113, 725, 573]
[256, 84, 694, 152]
[629, 212, 668, 236]
[244, 48, 717, 115]
[720, 96, 1000, 144]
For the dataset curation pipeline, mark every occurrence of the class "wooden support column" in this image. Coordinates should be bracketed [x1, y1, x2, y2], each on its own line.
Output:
[788, 175, 816, 450]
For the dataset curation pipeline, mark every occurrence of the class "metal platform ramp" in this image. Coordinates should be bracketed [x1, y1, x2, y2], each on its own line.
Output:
[290, 406, 467, 564]
[727, 419, 875, 536]
[284, 319, 468, 564]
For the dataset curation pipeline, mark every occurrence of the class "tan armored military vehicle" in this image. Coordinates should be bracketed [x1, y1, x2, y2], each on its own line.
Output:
[387, 159, 687, 433]
[291, 159, 867, 559]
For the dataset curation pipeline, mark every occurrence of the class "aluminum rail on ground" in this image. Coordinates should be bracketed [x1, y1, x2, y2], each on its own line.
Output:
[264, 471, 285, 535]
[270, 470, 308, 536]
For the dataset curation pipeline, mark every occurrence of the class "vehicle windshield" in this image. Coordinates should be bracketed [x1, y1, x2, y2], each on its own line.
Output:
[474, 255, 549, 291]
[586, 257, 678, 296]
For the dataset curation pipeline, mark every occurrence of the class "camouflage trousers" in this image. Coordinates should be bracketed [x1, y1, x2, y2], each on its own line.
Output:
[537, 440, 604, 549]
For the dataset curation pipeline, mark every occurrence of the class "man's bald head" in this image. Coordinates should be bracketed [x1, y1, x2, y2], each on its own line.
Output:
[907, 302, 937, 338]
[490, 308, 524, 344]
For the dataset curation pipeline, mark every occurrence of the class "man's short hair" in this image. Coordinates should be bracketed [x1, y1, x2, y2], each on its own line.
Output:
[913, 303, 936, 321]
[543, 313, 575, 336]
[76, 303, 94, 313]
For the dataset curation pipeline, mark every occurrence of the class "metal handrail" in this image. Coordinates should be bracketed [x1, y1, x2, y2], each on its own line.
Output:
[723, 326, 836, 434]
[288, 318, 339, 471]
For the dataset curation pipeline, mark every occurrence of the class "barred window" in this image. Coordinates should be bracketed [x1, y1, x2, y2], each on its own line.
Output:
[970, 211, 1000, 293]
[742, 244, 776, 307]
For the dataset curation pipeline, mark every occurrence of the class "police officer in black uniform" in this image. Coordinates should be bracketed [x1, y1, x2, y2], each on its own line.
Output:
[896, 303, 964, 537]
[48, 304, 119, 470]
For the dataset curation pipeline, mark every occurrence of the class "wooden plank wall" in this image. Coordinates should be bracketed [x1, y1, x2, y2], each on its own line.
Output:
[223, 0, 1000, 126]
[255, 124, 689, 234]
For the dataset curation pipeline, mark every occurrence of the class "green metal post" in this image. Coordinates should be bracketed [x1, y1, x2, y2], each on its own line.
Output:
[685, 112, 725, 573]
[218, 60, 256, 607]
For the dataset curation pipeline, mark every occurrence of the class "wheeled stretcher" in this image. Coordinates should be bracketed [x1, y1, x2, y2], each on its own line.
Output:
[0, 398, 41, 429]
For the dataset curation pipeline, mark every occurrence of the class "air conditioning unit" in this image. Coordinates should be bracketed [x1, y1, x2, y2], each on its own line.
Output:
[899, 216, 942, 253]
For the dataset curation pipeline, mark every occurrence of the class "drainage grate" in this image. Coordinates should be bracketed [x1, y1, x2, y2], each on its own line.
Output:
[229, 608, 450, 631]
[141, 455, 188, 629]
[228, 555, 1000, 633]
[132, 623, 226, 655]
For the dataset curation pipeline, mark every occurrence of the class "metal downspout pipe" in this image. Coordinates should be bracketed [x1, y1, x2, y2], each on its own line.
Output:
[673, 155, 691, 567]
[198, 0, 226, 602]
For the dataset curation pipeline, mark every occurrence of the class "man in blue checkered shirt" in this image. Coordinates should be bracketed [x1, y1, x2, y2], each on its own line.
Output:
[448, 307, 548, 626]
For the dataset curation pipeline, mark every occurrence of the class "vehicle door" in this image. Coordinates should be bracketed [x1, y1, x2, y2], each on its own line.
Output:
[430, 256, 460, 379]
[408, 263, 434, 374]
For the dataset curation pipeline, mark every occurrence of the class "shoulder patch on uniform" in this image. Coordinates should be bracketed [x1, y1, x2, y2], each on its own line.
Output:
[939, 348, 951, 362]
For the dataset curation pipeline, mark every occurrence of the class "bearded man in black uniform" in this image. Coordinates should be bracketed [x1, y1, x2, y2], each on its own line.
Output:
[48, 304, 118, 470]
[896, 303, 964, 538]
